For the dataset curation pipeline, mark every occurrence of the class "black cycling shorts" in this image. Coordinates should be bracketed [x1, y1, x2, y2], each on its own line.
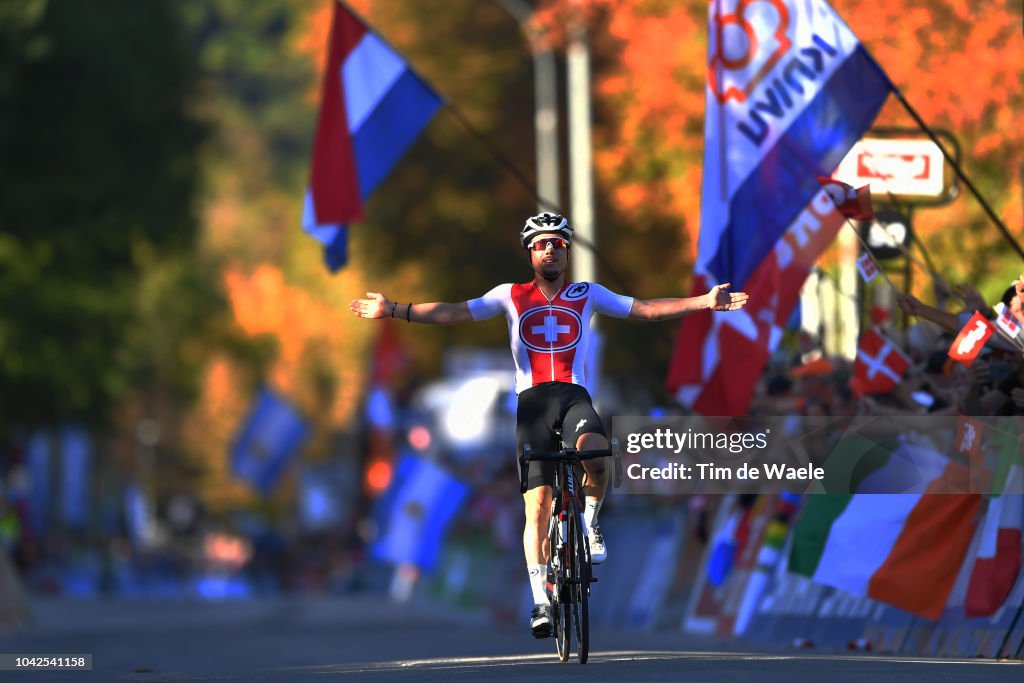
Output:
[516, 381, 607, 491]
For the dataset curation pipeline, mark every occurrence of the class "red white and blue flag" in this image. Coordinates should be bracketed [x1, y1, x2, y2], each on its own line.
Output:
[304, 1, 443, 271]
[667, 0, 893, 415]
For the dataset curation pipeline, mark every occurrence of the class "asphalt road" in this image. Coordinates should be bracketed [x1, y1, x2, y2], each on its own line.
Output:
[0, 596, 1020, 682]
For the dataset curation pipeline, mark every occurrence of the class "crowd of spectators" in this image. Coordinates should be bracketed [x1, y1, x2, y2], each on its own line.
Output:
[752, 274, 1024, 422]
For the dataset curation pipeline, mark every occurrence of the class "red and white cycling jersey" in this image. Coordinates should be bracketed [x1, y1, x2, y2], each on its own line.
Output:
[467, 281, 634, 394]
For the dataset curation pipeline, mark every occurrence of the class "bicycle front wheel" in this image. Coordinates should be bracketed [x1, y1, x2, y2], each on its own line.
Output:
[550, 502, 570, 662]
[567, 496, 590, 664]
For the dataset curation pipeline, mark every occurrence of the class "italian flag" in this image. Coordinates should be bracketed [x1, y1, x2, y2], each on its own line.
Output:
[790, 437, 981, 620]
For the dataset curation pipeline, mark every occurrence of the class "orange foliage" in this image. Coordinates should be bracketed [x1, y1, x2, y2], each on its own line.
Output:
[223, 263, 367, 425]
[181, 356, 255, 510]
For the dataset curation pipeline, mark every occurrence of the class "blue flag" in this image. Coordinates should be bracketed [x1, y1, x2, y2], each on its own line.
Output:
[59, 427, 91, 529]
[302, 1, 443, 271]
[230, 388, 311, 496]
[26, 430, 50, 536]
[372, 454, 468, 572]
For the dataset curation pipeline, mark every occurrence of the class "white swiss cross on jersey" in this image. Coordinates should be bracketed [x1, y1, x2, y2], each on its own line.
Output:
[467, 281, 634, 394]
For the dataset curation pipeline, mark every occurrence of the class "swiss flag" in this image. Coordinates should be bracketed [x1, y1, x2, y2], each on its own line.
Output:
[817, 176, 874, 221]
[948, 312, 995, 366]
[850, 327, 910, 397]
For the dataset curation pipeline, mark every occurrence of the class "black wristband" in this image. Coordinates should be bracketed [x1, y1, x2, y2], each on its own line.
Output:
[406, 303, 412, 322]
[390, 302, 396, 318]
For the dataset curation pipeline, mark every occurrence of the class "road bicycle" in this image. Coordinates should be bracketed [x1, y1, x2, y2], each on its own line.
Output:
[519, 429, 622, 664]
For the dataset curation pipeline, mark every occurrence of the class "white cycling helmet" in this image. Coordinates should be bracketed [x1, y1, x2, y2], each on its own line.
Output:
[519, 212, 573, 249]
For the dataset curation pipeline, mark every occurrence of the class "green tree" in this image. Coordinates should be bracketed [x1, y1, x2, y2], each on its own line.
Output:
[0, 0, 215, 433]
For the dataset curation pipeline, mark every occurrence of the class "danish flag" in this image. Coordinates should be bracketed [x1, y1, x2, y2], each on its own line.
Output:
[850, 327, 910, 397]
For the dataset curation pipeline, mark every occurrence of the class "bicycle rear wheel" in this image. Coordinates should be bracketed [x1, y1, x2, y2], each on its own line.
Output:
[567, 496, 590, 664]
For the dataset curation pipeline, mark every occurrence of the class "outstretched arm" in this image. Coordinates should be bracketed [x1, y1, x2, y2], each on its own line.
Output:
[349, 292, 474, 325]
[896, 293, 959, 331]
[628, 283, 749, 321]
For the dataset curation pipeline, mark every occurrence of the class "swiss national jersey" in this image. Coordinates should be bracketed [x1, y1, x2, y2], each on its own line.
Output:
[467, 281, 634, 394]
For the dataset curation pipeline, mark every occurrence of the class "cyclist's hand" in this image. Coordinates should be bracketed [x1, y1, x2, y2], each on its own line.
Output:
[707, 283, 749, 311]
[350, 292, 392, 319]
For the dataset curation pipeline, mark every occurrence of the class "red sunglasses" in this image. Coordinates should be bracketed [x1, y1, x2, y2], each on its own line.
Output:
[529, 237, 569, 251]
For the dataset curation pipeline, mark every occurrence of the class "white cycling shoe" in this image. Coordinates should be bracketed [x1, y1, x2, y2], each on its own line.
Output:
[588, 523, 607, 564]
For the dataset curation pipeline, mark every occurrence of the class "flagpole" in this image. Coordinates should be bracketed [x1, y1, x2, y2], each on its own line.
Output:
[887, 87, 1024, 262]
[841, 217, 900, 293]
[880, 190, 962, 307]
[813, 266, 859, 305]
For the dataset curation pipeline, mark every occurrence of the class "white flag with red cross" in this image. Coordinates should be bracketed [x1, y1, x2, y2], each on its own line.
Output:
[850, 327, 911, 397]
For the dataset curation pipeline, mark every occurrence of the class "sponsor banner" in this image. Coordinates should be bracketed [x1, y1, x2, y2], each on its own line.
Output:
[625, 513, 688, 630]
[863, 602, 916, 654]
[715, 497, 775, 638]
[810, 588, 877, 648]
[742, 571, 829, 644]
[592, 514, 669, 628]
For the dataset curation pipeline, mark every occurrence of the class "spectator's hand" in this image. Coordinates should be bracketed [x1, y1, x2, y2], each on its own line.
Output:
[349, 292, 392, 319]
[953, 283, 987, 312]
[971, 359, 991, 387]
[1012, 387, 1024, 410]
[897, 293, 921, 317]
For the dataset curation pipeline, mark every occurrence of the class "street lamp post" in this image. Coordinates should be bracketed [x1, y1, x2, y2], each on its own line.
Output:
[494, 0, 561, 212]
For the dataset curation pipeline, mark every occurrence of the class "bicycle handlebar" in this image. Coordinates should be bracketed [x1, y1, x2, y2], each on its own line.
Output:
[523, 448, 611, 462]
[518, 438, 623, 494]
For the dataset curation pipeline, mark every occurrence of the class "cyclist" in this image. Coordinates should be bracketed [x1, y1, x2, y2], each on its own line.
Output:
[349, 212, 749, 638]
